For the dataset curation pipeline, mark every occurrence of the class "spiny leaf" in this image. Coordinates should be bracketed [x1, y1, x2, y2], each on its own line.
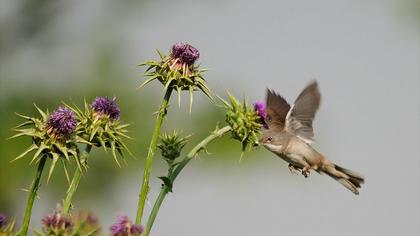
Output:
[11, 144, 37, 162]
[33, 103, 47, 120]
[61, 158, 71, 184]
[13, 121, 33, 129]
[47, 153, 59, 183]
[30, 142, 48, 165]
[137, 75, 159, 90]
[110, 140, 121, 167]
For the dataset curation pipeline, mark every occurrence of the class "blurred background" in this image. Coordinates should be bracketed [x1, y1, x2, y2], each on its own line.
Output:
[0, 0, 419, 235]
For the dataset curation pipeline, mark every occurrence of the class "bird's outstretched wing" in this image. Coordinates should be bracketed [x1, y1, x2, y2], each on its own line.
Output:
[285, 81, 321, 143]
[265, 89, 291, 131]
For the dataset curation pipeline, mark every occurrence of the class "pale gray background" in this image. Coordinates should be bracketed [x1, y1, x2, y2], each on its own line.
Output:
[1, 0, 419, 235]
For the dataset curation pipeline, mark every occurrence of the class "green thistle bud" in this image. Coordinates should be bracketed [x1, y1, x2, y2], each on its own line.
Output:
[158, 131, 190, 163]
[138, 43, 212, 112]
[10, 105, 81, 183]
[221, 93, 262, 156]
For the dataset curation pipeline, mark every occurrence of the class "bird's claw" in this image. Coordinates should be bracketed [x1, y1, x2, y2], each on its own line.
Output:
[288, 164, 298, 175]
[302, 167, 311, 178]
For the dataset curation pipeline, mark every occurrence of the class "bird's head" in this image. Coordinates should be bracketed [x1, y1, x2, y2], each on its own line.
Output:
[259, 130, 289, 152]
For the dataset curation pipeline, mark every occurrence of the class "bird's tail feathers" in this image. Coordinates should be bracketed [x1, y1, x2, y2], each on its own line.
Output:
[322, 163, 364, 195]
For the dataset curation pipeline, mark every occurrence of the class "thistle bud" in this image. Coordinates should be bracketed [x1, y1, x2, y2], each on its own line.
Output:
[110, 215, 143, 236]
[42, 211, 73, 234]
[222, 94, 262, 154]
[91, 96, 121, 121]
[171, 43, 200, 66]
[139, 43, 212, 112]
[158, 131, 189, 162]
[46, 107, 77, 140]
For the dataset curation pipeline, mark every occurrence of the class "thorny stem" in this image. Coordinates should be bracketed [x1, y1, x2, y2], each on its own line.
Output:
[62, 144, 92, 215]
[136, 87, 173, 225]
[143, 126, 232, 236]
[19, 156, 47, 236]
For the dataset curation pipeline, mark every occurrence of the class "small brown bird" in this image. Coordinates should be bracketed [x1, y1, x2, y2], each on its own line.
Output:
[260, 81, 364, 194]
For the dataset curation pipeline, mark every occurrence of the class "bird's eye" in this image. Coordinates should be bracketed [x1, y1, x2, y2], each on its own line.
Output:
[267, 137, 272, 143]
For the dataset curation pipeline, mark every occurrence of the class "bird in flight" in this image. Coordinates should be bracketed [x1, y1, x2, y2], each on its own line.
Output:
[259, 81, 364, 195]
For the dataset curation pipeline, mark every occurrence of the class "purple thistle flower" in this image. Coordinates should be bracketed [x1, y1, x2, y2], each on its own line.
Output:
[171, 43, 200, 66]
[91, 96, 121, 120]
[0, 213, 6, 227]
[42, 212, 72, 231]
[110, 215, 143, 236]
[46, 107, 77, 139]
[254, 101, 268, 129]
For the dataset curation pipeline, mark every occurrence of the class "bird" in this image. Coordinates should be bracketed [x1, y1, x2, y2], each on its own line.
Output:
[259, 81, 365, 195]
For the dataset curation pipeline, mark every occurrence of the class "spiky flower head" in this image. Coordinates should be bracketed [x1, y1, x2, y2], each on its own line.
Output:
[10, 105, 81, 183]
[253, 101, 268, 129]
[158, 131, 190, 163]
[42, 211, 73, 235]
[65, 98, 131, 167]
[91, 96, 121, 120]
[0, 213, 6, 227]
[139, 43, 212, 112]
[221, 93, 262, 156]
[110, 215, 143, 236]
[46, 107, 77, 140]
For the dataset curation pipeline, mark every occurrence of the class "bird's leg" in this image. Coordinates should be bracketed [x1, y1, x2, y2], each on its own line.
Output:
[302, 166, 311, 178]
[288, 163, 299, 175]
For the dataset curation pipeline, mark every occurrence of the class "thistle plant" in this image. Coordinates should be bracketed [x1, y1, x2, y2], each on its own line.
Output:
[10, 106, 79, 236]
[135, 43, 212, 225]
[4, 43, 273, 236]
[62, 97, 131, 215]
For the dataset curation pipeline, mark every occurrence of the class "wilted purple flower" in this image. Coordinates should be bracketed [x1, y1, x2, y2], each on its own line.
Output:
[171, 43, 200, 66]
[254, 101, 268, 129]
[0, 213, 6, 227]
[42, 212, 72, 231]
[110, 215, 143, 236]
[91, 96, 121, 120]
[46, 107, 77, 139]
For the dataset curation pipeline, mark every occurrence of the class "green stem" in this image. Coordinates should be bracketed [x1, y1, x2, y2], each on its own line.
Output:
[143, 125, 232, 236]
[62, 144, 92, 215]
[136, 87, 173, 224]
[19, 156, 47, 236]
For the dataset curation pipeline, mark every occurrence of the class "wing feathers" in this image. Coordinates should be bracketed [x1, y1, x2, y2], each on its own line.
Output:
[265, 89, 291, 131]
[286, 81, 321, 143]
